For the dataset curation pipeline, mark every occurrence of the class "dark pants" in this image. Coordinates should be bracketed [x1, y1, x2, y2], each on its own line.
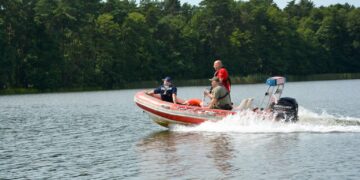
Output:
[218, 104, 233, 110]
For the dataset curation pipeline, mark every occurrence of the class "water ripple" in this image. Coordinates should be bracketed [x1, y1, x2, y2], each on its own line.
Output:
[1, 82, 360, 179]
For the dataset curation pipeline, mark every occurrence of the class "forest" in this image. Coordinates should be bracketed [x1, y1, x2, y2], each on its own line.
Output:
[0, 0, 359, 91]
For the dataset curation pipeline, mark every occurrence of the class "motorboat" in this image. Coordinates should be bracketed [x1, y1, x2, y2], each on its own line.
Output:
[134, 76, 298, 128]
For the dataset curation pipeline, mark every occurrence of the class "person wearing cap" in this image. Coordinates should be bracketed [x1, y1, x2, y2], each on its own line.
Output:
[203, 77, 232, 110]
[213, 60, 231, 92]
[146, 76, 178, 104]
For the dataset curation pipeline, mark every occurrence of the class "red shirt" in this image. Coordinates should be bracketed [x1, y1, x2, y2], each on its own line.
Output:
[215, 68, 231, 92]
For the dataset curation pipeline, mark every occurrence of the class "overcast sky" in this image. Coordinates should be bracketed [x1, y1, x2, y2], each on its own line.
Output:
[169, 0, 360, 9]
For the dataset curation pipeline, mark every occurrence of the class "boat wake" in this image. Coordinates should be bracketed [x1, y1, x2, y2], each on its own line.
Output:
[171, 106, 360, 133]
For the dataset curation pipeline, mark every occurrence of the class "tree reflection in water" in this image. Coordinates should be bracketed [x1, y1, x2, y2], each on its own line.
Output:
[136, 131, 236, 177]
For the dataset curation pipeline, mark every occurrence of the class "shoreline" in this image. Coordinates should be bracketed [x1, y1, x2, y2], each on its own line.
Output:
[126, 73, 360, 89]
[1, 73, 360, 95]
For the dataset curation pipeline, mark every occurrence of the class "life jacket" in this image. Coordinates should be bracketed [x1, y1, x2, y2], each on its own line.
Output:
[213, 88, 232, 110]
[159, 85, 176, 102]
[214, 68, 231, 91]
[217, 91, 229, 101]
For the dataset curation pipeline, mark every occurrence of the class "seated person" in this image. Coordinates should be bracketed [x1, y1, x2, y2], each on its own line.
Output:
[203, 77, 232, 110]
[146, 76, 178, 104]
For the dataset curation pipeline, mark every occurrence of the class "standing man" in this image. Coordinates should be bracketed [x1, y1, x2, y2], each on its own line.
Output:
[213, 60, 231, 92]
[146, 76, 178, 104]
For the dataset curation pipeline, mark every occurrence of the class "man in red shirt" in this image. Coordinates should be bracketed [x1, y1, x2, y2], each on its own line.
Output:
[213, 60, 231, 92]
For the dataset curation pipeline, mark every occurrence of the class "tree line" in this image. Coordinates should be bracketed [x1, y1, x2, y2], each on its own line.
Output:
[0, 0, 359, 91]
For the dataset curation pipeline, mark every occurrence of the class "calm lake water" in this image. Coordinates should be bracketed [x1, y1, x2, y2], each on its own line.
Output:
[1, 79, 360, 179]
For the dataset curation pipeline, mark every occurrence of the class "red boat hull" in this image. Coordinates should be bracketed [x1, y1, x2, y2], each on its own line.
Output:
[134, 91, 235, 127]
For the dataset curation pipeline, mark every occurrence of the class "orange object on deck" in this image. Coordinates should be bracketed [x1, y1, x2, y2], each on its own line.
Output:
[186, 98, 202, 107]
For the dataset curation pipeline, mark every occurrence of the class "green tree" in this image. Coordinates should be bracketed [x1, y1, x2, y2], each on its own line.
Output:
[0, 7, 8, 88]
[95, 13, 121, 88]
[315, 5, 354, 72]
[1, 0, 360, 92]
[164, 0, 181, 15]
[285, 0, 314, 20]
[346, 8, 360, 71]
[120, 12, 153, 83]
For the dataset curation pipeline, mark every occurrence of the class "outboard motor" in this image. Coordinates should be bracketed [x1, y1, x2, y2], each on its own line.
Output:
[258, 76, 299, 122]
[272, 97, 298, 122]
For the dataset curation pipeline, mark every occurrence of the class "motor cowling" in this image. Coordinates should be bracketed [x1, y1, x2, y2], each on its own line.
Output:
[272, 97, 298, 122]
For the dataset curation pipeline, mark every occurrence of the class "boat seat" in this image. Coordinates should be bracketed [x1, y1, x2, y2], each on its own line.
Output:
[237, 98, 254, 110]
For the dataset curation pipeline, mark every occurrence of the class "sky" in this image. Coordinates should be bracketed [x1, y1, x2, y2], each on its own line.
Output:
[178, 0, 360, 9]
